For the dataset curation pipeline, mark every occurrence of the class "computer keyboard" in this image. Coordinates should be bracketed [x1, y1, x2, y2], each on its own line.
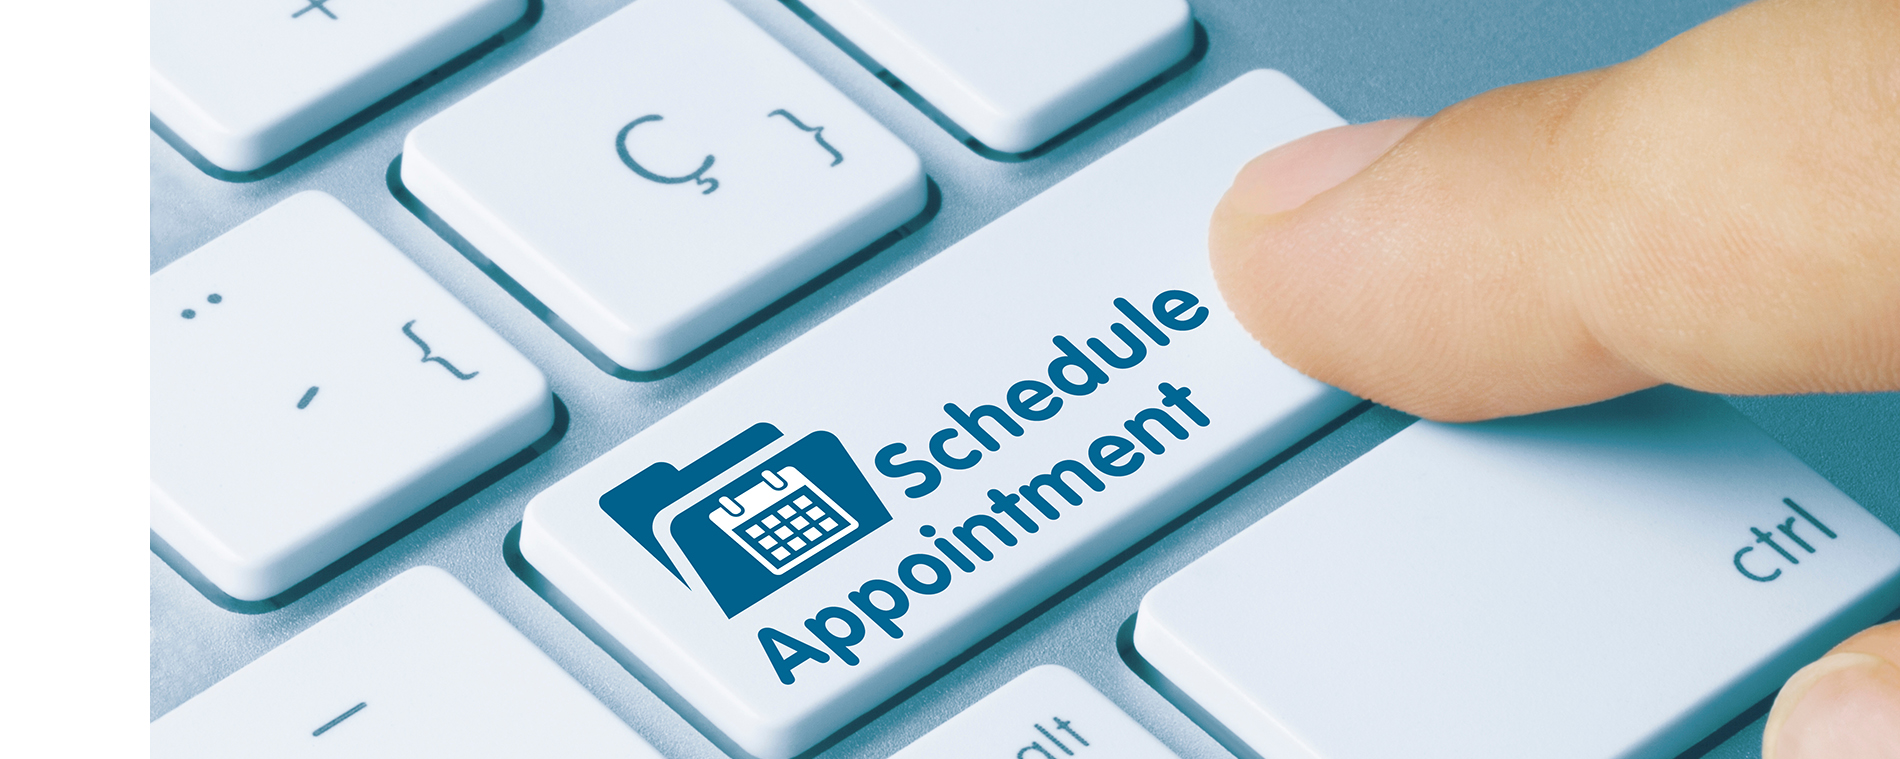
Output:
[149, 1, 1900, 758]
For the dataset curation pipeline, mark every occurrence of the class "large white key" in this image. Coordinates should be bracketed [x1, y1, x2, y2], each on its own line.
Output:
[402, 0, 927, 374]
[799, 0, 1194, 153]
[890, 666, 1182, 759]
[152, 567, 660, 758]
[1136, 388, 1900, 759]
[152, 192, 552, 602]
[153, 0, 526, 174]
[521, 70, 1357, 759]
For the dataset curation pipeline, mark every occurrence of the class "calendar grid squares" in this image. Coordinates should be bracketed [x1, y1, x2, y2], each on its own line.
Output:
[733, 487, 852, 569]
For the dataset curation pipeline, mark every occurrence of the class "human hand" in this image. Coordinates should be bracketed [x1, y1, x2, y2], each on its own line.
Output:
[1205, 0, 1900, 755]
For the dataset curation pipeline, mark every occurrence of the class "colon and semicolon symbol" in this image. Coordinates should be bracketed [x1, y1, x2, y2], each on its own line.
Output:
[614, 108, 844, 195]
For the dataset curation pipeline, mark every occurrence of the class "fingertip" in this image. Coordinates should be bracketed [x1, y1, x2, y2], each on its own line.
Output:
[1209, 119, 1421, 279]
[1209, 119, 1424, 379]
[1764, 621, 1900, 759]
[1209, 83, 1663, 422]
[1223, 118, 1425, 216]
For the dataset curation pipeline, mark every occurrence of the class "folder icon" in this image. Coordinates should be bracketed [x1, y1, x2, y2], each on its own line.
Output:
[599, 423, 891, 617]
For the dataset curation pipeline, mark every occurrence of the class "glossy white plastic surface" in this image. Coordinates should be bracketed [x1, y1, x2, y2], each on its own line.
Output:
[520, 70, 1357, 759]
[402, 0, 927, 373]
[890, 665, 1182, 759]
[1136, 388, 1900, 759]
[151, 192, 552, 602]
[152, 0, 524, 173]
[801, 0, 1194, 153]
[151, 567, 659, 758]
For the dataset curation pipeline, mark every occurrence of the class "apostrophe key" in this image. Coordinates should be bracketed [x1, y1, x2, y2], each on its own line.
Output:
[152, 192, 552, 603]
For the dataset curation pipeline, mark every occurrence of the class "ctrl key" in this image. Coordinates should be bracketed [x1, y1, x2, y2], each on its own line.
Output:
[891, 666, 1181, 759]
[1135, 388, 1900, 759]
[152, 567, 659, 758]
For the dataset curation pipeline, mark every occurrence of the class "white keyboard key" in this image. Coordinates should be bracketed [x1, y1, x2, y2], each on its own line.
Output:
[152, 567, 659, 758]
[1136, 388, 1900, 759]
[800, 0, 1194, 153]
[402, 0, 927, 374]
[520, 70, 1355, 759]
[152, 192, 552, 602]
[153, 0, 526, 174]
[891, 666, 1181, 759]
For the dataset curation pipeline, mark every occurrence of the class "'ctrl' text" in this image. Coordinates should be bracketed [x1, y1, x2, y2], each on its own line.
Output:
[1733, 498, 1838, 582]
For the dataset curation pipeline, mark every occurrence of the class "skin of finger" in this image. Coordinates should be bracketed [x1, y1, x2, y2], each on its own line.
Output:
[1210, 0, 1900, 421]
[1563, 0, 1900, 395]
[1218, 119, 1424, 215]
[1766, 621, 1900, 758]
[1821, 621, 1900, 690]
[1774, 668, 1900, 759]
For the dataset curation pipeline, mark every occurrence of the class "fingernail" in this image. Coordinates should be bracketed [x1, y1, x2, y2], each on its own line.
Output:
[1226, 117, 1424, 215]
[1762, 651, 1900, 759]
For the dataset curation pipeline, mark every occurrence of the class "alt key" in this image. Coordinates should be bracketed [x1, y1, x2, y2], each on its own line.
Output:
[891, 665, 1182, 759]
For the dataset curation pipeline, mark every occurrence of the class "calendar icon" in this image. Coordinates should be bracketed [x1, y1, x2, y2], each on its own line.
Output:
[600, 423, 893, 617]
[711, 467, 860, 575]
